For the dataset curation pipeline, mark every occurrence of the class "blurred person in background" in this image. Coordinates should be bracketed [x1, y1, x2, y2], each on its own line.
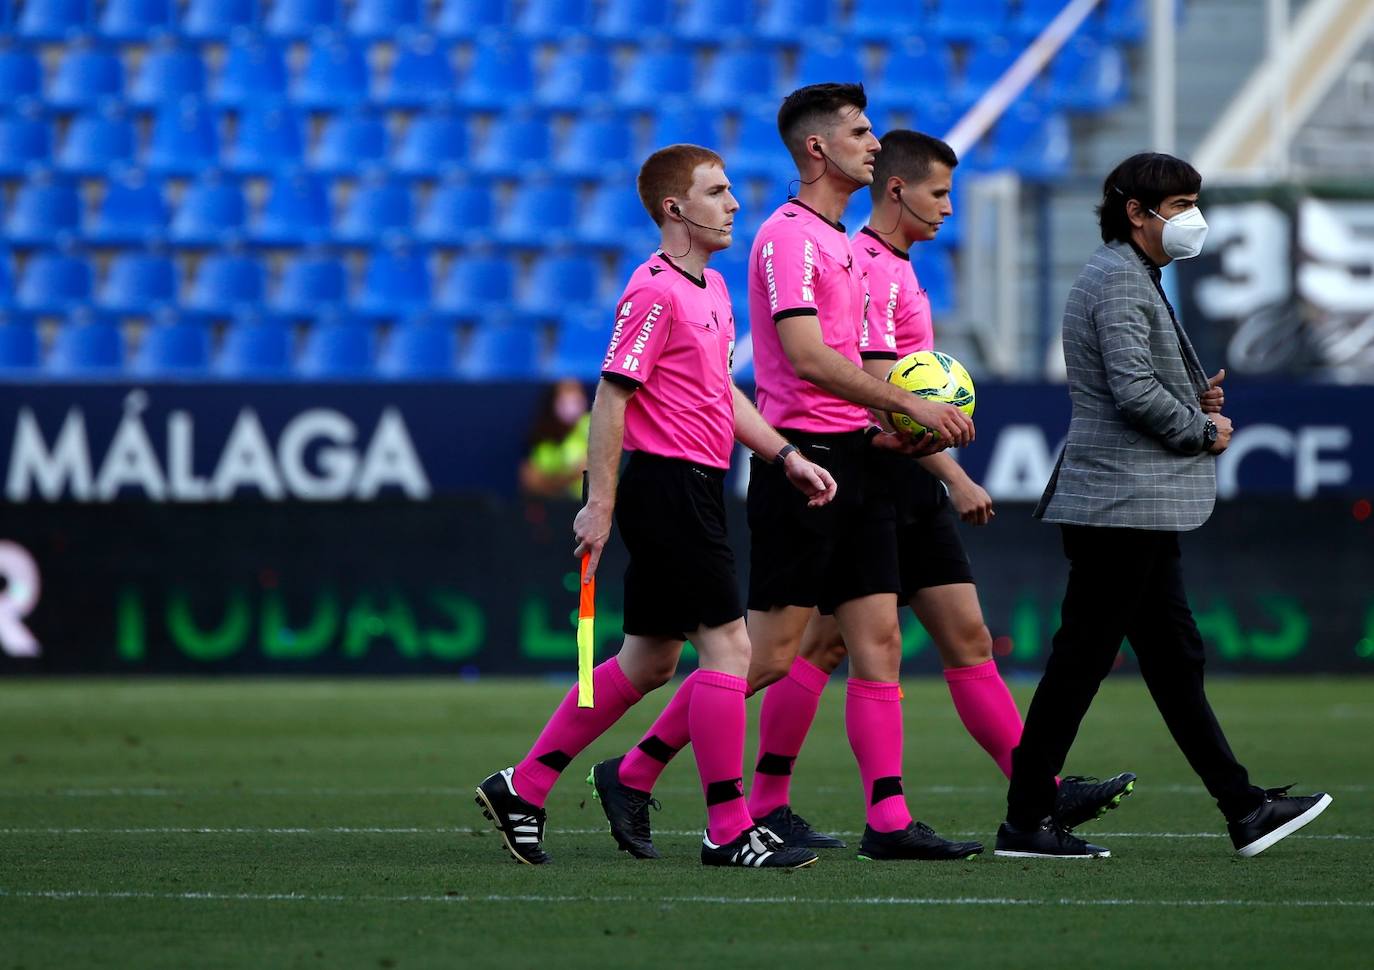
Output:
[519, 378, 591, 499]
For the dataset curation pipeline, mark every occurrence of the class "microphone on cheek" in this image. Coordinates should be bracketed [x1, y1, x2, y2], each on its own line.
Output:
[670, 203, 730, 234]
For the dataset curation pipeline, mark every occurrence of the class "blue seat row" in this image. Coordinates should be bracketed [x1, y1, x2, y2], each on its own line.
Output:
[4, 0, 1149, 45]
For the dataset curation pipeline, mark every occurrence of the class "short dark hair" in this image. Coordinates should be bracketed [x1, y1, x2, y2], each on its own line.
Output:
[776, 82, 868, 165]
[1097, 152, 1202, 243]
[637, 144, 724, 226]
[870, 130, 958, 201]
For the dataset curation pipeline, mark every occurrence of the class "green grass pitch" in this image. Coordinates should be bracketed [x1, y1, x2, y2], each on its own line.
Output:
[2, 676, 1371, 969]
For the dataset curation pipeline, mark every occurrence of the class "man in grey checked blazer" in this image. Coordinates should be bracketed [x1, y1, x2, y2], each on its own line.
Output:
[994, 153, 1331, 861]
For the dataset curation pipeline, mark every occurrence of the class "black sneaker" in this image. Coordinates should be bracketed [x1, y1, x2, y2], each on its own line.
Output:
[587, 757, 661, 860]
[994, 817, 1111, 858]
[1228, 786, 1332, 858]
[753, 804, 847, 849]
[1055, 772, 1137, 829]
[701, 825, 819, 869]
[857, 821, 984, 861]
[474, 768, 551, 865]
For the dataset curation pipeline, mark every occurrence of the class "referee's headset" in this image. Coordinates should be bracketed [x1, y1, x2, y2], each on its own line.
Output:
[661, 202, 729, 259]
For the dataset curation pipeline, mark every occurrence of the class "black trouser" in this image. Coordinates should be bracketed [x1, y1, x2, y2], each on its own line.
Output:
[1006, 525, 1263, 828]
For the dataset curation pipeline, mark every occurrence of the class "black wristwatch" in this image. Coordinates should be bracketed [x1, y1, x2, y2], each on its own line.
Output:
[1202, 420, 1218, 447]
[773, 443, 799, 466]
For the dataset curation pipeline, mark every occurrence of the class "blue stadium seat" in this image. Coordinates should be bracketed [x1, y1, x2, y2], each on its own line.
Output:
[535, 41, 614, 111]
[88, 170, 168, 245]
[458, 43, 536, 111]
[759, 0, 839, 44]
[0, 252, 12, 308]
[872, 39, 953, 106]
[577, 183, 656, 252]
[99, 0, 175, 41]
[270, 252, 347, 315]
[18, 252, 92, 314]
[957, 37, 1022, 108]
[292, 34, 369, 110]
[548, 308, 609, 379]
[647, 105, 722, 153]
[377, 315, 459, 379]
[17, 0, 90, 41]
[309, 112, 389, 176]
[128, 44, 207, 108]
[56, 109, 135, 177]
[847, 0, 925, 42]
[253, 173, 332, 247]
[0, 113, 52, 177]
[183, 0, 258, 40]
[0, 47, 42, 105]
[1047, 36, 1127, 111]
[912, 248, 953, 314]
[470, 113, 551, 177]
[335, 177, 413, 246]
[515, 0, 593, 40]
[1097, 0, 1146, 42]
[298, 313, 377, 378]
[989, 104, 1070, 179]
[348, 0, 422, 38]
[729, 109, 791, 183]
[435, 254, 515, 321]
[375, 33, 456, 108]
[170, 174, 247, 246]
[186, 252, 265, 316]
[677, 0, 754, 44]
[520, 254, 599, 318]
[5, 174, 81, 246]
[99, 252, 178, 314]
[615, 46, 694, 110]
[0, 313, 41, 373]
[48, 311, 124, 376]
[698, 47, 779, 110]
[215, 311, 294, 378]
[353, 247, 430, 319]
[391, 112, 467, 178]
[225, 104, 306, 175]
[495, 179, 578, 248]
[795, 40, 866, 88]
[133, 317, 212, 376]
[930, 0, 1011, 42]
[266, 0, 341, 39]
[553, 114, 633, 179]
[1014, 0, 1065, 38]
[434, 0, 513, 40]
[461, 321, 543, 379]
[49, 45, 124, 111]
[210, 37, 289, 108]
[144, 101, 220, 176]
[415, 179, 493, 246]
[594, 0, 672, 42]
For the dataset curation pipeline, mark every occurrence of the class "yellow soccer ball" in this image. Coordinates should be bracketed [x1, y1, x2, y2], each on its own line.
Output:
[886, 350, 975, 437]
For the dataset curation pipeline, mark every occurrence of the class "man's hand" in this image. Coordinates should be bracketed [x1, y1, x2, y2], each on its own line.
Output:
[949, 478, 995, 525]
[1200, 368, 1226, 414]
[783, 451, 837, 507]
[871, 429, 945, 457]
[904, 398, 974, 448]
[1207, 413, 1233, 455]
[572, 500, 613, 582]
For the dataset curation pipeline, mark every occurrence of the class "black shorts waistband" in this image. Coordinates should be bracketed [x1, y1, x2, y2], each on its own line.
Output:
[625, 450, 728, 482]
[776, 428, 871, 452]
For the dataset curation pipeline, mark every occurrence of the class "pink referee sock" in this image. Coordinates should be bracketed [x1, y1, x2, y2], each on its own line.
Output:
[617, 671, 700, 792]
[943, 659, 1024, 779]
[511, 657, 642, 807]
[846, 678, 913, 833]
[689, 670, 755, 846]
[747, 656, 830, 820]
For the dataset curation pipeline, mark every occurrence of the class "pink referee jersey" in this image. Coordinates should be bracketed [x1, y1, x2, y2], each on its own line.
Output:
[600, 251, 737, 469]
[748, 200, 871, 433]
[854, 226, 934, 360]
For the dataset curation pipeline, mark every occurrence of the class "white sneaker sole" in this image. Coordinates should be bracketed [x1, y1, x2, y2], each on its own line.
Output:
[1235, 793, 1333, 858]
[993, 848, 1110, 859]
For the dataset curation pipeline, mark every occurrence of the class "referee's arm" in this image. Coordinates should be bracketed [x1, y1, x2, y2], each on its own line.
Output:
[572, 377, 634, 578]
[730, 385, 837, 507]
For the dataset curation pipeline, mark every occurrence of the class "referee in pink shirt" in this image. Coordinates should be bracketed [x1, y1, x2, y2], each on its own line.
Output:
[477, 145, 835, 869]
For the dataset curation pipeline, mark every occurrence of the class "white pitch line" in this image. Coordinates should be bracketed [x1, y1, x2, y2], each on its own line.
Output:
[1, 888, 1371, 909]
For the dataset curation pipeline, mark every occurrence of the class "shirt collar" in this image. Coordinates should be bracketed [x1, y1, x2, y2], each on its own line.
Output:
[859, 226, 910, 261]
[786, 198, 846, 234]
[655, 251, 707, 289]
[1127, 240, 1161, 282]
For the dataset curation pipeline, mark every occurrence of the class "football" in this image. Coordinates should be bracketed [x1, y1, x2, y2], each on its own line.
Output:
[886, 350, 976, 437]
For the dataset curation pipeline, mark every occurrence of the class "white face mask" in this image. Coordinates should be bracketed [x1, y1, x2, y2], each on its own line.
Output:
[1150, 206, 1208, 260]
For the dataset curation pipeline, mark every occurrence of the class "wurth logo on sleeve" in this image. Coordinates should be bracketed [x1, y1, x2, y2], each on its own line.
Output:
[602, 300, 635, 367]
[801, 241, 816, 303]
[762, 241, 779, 313]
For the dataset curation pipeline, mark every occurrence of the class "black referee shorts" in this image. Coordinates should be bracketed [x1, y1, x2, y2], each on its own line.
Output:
[614, 451, 744, 641]
[746, 429, 899, 615]
[889, 459, 976, 598]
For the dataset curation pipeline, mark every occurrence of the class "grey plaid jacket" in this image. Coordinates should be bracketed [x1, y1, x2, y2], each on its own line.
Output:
[1035, 240, 1216, 531]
